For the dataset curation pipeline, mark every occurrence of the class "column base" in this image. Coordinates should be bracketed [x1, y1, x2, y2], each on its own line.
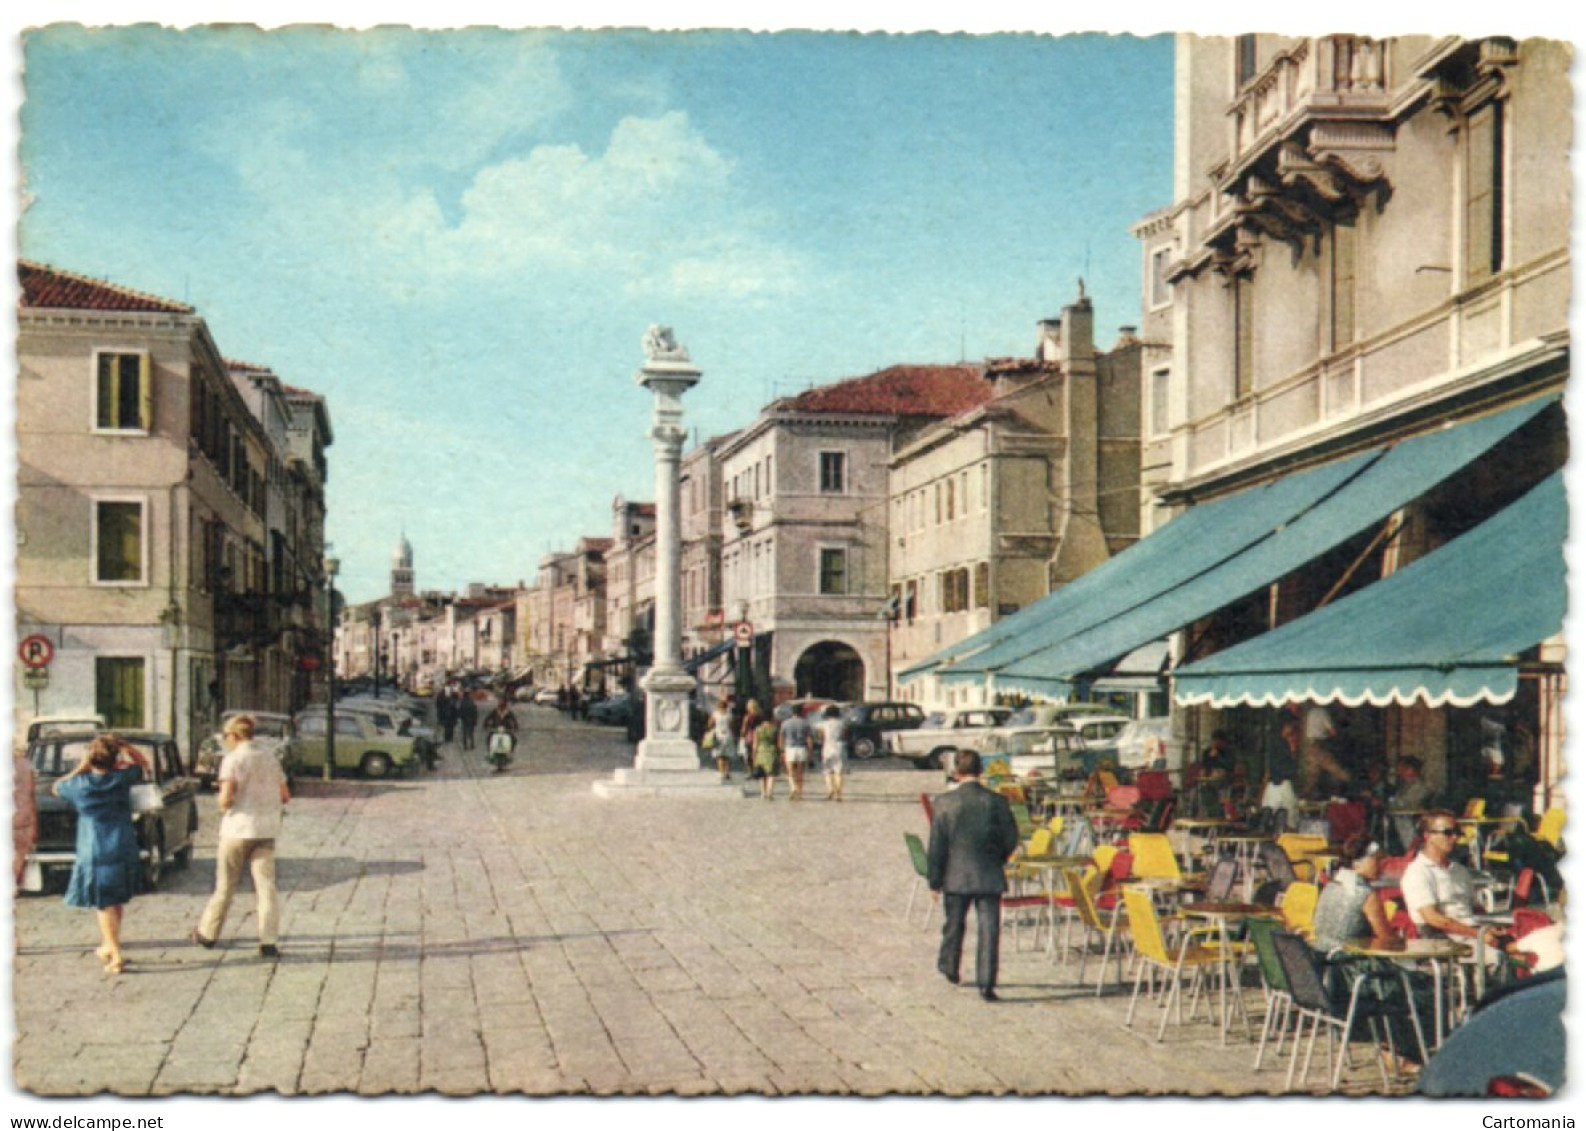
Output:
[592, 766, 744, 800]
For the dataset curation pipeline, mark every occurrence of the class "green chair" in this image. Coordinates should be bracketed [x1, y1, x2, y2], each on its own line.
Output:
[903, 832, 934, 928]
[1246, 916, 1296, 1072]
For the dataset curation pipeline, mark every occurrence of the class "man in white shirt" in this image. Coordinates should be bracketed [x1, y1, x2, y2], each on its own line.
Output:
[191, 714, 290, 957]
[1400, 808, 1502, 951]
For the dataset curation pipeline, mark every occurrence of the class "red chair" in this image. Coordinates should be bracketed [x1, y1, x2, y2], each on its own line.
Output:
[1136, 770, 1173, 802]
[1325, 801, 1367, 846]
[1094, 849, 1134, 912]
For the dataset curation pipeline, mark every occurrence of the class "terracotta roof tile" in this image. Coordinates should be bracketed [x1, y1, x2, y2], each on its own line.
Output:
[19, 260, 194, 315]
[778, 363, 992, 418]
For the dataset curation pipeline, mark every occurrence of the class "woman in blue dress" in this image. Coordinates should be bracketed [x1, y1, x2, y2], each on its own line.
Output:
[51, 734, 150, 974]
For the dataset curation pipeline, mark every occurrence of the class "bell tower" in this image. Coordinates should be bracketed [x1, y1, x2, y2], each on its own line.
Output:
[391, 533, 415, 598]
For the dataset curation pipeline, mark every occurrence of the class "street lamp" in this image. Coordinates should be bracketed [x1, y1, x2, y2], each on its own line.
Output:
[372, 604, 383, 700]
[323, 554, 340, 782]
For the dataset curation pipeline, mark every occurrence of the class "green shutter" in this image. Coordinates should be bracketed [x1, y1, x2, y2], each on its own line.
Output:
[95, 658, 146, 730]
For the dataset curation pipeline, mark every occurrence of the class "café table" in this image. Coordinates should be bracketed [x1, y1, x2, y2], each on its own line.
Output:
[1171, 816, 1237, 872]
[1212, 833, 1273, 902]
[1341, 935, 1473, 1049]
[1180, 900, 1280, 1043]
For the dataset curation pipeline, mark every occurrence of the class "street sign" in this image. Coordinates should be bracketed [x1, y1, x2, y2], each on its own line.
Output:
[23, 667, 49, 690]
[18, 635, 54, 669]
[733, 621, 753, 645]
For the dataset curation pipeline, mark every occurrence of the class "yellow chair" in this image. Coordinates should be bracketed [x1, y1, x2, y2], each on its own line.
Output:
[1093, 844, 1119, 876]
[1064, 866, 1129, 993]
[1129, 832, 1182, 881]
[1279, 881, 1319, 939]
[1121, 886, 1225, 1041]
[1047, 815, 1065, 837]
[1537, 807, 1566, 850]
[1277, 833, 1329, 881]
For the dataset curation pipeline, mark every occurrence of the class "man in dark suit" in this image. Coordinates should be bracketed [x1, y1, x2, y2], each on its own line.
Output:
[928, 747, 1021, 1001]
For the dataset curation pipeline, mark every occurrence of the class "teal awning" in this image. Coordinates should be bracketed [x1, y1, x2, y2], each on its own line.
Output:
[897, 446, 1372, 686]
[1173, 471, 1566, 708]
[926, 395, 1555, 695]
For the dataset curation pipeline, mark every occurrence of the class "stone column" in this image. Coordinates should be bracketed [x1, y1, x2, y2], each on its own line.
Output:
[594, 326, 738, 799]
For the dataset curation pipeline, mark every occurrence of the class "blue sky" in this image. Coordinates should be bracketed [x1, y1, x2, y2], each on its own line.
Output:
[19, 24, 1175, 602]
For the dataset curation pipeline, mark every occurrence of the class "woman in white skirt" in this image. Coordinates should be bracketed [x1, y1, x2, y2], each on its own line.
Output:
[816, 705, 849, 801]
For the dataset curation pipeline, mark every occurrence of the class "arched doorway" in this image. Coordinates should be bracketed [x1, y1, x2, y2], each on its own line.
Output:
[794, 641, 865, 702]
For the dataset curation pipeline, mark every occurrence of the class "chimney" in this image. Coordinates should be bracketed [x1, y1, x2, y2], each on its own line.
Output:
[1059, 294, 1095, 362]
[1115, 325, 1140, 348]
[1037, 318, 1062, 363]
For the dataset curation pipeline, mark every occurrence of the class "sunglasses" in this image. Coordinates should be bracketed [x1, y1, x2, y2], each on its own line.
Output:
[1427, 827, 1460, 837]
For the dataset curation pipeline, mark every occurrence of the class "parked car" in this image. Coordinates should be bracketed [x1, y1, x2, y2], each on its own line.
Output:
[1104, 717, 1187, 772]
[22, 729, 199, 894]
[193, 710, 303, 789]
[530, 686, 560, 706]
[588, 693, 639, 727]
[977, 725, 1090, 780]
[883, 707, 1014, 769]
[843, 702, 926, 760]
[16, 712, 106, 748]
[293, 711, 422, 779]
[1003, 702, 1125, 728]
[334, 696, 437, 750]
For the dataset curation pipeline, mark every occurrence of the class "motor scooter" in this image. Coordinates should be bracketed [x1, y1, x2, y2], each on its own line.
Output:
[486, 727, 515, 773]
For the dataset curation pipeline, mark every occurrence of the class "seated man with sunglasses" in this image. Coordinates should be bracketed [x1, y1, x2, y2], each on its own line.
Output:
[1401, 809, 1509, 955]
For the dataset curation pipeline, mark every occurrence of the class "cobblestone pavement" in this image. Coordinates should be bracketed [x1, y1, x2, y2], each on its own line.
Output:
[11, 705, 1417, 1100]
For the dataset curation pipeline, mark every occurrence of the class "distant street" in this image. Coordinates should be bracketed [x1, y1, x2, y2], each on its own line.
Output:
[14, 703, 1401, 1097]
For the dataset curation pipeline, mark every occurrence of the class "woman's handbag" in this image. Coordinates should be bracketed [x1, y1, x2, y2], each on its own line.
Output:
[130, 783, 164, 813]
[703, 729, 716, 751]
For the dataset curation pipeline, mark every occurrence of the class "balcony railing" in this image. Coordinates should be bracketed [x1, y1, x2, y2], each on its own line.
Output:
[1229, 37, 1391, 177]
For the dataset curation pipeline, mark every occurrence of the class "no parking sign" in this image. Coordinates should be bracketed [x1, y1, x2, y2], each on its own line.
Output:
[18, 635, 53, 669]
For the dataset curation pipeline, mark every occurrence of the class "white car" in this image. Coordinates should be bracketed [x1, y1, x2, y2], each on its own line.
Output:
[1003, 703, 1126, 728]
[883, 707, 1014, 769]
[977, 726, 1089, 780]
[1109, 717, 1187, 772]
[16, 712, 105, 747]
[531, 687, 560, 706]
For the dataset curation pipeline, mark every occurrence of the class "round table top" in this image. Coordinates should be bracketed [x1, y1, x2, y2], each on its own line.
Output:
[1343, 936, 1472, 959]
[1214, 833, 1275, 844]
[1014, 853, 1092, 868]
[1457, 815, 1522, 825]
[1181, 901, 1280, 918]
[1173, 817, 1237, 828]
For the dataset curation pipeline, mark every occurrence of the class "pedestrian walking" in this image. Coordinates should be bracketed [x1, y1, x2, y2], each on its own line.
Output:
[51, 733, 152, 974]
[709, 698, 737, 783]
[191, 714, 290, 958]
[13, 744, 38, 889]
[816, 704, 849, 801]
[751, 713, 779, 800]
[437, 688, 459, 745]
[457, 692, 479, 751]
[568, 685, 583, 721]
[778, 707, 812, 800]
[739, 699, 763, 774]
[927, 747, 1021, 1002]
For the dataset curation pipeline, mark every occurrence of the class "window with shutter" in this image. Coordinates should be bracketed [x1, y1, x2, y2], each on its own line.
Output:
[94, 499, 145, 583]
[95, 352, 150, 431]
[1465, 102, 1505, 284]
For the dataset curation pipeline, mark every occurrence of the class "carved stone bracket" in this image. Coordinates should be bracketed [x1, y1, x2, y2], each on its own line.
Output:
[1426, 37, 1520, 118]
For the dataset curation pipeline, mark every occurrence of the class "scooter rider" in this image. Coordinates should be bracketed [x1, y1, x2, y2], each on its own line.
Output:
[484, 699, 519, 769]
